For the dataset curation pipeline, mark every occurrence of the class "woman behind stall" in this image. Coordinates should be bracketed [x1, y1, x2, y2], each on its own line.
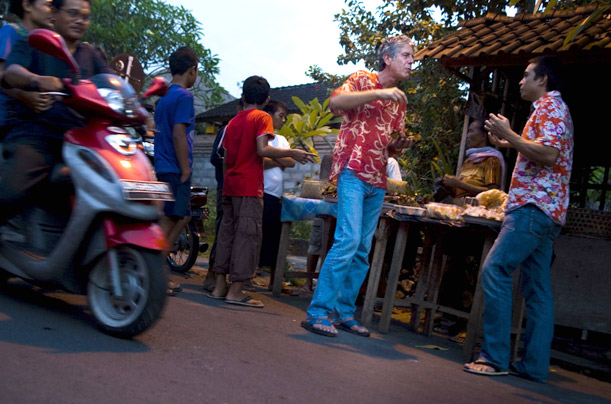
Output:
[435, 118, 506, 341]
[436, 119, 505, 203]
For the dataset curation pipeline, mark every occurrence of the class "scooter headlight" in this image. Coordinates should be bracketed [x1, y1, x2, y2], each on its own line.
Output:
[91, 74, 141, 118]
[98, 88, 125, 115]
[106, 134, 137, 155]
[142, 140, 155, 157]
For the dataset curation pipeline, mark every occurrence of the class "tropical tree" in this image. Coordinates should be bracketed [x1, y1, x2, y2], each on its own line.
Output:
[278, 96, 340, 163]
[84, 0, 226, 108]
[310, 0, 604, 194]
[0, 0, 227, 108]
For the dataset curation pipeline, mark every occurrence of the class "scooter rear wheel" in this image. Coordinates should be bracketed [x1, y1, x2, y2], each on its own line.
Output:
[167, 221, 199, 273]
[87, 246, 167, 338]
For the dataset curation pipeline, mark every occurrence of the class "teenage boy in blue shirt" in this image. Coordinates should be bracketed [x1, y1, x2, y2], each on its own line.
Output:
[154, 46, 198, 295]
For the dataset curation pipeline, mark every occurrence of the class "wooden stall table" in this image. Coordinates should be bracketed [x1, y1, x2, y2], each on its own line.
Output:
[271, 195, 338, 297]
[359, 205, 507, 362]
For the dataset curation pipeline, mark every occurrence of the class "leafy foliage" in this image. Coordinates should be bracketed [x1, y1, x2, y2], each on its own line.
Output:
[316, 1, 475, 193]
[309, 0, 604, 194]
[84, 0, 226, 108]
[278, 96, 340, 163]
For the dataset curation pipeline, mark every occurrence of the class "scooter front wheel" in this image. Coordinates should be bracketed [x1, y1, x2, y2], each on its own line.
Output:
[167, 221, 199, 273]
[88, 246, 167, 338]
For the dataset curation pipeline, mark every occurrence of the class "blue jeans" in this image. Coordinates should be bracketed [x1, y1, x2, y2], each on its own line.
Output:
[306, 168, 385, 322]
[480, 204, 561, 382]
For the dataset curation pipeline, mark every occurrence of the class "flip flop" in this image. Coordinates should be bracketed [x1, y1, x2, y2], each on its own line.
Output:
[206, 293, 226, 300]
[301, 318, 338, 337]
[168, 283, 182, 293]
[463, 360, 508, 376]
[334, 319, 370, 337]
[225, 295, 264, 308]
[202, 279, 216, 292]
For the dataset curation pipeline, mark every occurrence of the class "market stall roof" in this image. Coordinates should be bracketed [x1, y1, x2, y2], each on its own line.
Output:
[415, 5, 611, 67]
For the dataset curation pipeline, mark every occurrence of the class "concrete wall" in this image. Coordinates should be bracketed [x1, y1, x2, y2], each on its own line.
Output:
[192, 150, 323, 194]
[191, 134, 333, 193]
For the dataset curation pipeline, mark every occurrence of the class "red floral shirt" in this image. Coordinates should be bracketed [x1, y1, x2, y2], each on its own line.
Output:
[506, 91, 574, 225]
[329, 71, 406, 189]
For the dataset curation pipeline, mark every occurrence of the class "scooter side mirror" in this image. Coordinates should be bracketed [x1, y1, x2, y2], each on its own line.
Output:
[142, 76, 168, 98]
[28, 29, 79, 74]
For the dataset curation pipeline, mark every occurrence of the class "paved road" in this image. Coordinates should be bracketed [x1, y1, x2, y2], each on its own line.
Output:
[0, 259, 609, 404]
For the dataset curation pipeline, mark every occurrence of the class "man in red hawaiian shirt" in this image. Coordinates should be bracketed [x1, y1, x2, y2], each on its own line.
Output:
[301, 35, 416, 337]
[464, 56, 573, 382]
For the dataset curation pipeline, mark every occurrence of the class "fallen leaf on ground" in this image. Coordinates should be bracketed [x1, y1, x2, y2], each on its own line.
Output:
[415, 345, 449, 351]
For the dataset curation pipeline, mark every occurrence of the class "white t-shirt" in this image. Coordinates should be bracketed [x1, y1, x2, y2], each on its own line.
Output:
[386, 157, 402, 181]
[264, 134, 291, 198]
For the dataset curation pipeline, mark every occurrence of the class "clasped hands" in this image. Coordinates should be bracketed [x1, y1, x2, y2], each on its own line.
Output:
[484, 113, 513, 148]
[24, 75, 64, 114]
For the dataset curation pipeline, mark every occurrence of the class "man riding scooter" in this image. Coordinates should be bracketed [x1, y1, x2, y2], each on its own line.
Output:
[0, 0, 111, 224]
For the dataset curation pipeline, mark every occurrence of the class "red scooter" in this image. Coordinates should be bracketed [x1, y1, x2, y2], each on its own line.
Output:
[0, 29, 172, 338]
[138, 135, 209, 273]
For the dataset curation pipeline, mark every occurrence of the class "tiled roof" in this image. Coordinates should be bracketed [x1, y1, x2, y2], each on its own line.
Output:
[144, 69, 235, 116]
[415, 5, 611, 67]
[196, 82, 333, 123]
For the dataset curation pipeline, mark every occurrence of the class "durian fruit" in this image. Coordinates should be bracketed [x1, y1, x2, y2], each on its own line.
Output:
[476, 189, 508, 209]
[387, 178, 409, 194]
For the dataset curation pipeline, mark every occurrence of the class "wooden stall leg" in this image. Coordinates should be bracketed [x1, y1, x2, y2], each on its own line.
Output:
[319, 216, 335, 266]
[272, 222, 292, 297]
[360, 218, 390, 328]
[378, 221, 409, 333]
[423, 227, 448, 336]
[410, 226, 436, 331]
[463, 235, 493, 362]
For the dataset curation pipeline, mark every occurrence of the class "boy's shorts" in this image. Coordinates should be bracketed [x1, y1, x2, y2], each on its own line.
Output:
[157, 172, 191, 219]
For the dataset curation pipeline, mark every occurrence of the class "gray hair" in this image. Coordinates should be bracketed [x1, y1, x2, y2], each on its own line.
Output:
[378, 35, 415, 71]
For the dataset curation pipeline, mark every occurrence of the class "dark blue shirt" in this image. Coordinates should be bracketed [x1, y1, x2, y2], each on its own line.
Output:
[0, 23, 27, 128]
[3, 37, 112, 140]
[153, 84, 195, 173]
[210, 126, 225, 190]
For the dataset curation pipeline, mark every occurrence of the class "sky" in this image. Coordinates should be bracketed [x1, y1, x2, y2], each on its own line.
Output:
[164, 0, 383, 97]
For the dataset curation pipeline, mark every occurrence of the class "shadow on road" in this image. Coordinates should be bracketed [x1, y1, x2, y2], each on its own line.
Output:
[0, 280, 151, 354]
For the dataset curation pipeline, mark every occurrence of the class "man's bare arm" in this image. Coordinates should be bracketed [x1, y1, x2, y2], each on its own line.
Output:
[329, 87, 407, 111]
[441, 175, 498, 196]
[256, 135, 316, 164]
[263, 156, 294, 170]
[485, 113, 559, 167]
[3, 64, 63, 92]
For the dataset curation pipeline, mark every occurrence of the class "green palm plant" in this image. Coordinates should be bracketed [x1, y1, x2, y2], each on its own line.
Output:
[278, 96, 340, 163]
[430, 137, 455, 180]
